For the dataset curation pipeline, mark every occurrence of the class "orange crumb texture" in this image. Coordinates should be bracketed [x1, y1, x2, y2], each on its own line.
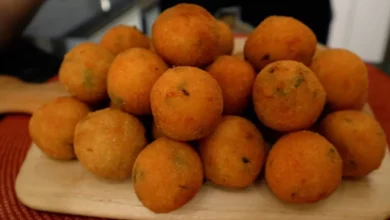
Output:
[28, 2, 382, 214]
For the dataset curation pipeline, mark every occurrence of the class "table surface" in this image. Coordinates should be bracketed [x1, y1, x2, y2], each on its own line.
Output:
[1, 64, 390, 220]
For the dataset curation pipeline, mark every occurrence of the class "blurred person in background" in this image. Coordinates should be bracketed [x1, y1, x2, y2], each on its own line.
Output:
[0, 0, 44, 48]
[0, 0, 60, 82]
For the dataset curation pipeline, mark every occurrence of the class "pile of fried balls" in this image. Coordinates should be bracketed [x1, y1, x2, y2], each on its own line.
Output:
[29, 3, 386, 214]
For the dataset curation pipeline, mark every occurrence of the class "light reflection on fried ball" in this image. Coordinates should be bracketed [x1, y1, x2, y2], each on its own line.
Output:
[150, 66, 223, 141]
[152, 3, 219, 67]
[100, 24, 150, 55]
[252, 60, 326, 132]
[266, 131, 342, 204]
[199, 116, 266, 189]
[132, 137, 203, 213]
[244, 16, 317, 71]
[310, 48, 368, 110]
[320, 110, 386, 177]
[74, 108, 147, 180]
[29, 96, 90, 160]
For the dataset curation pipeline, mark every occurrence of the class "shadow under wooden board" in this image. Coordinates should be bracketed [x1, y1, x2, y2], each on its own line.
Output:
[15, 104, 390, 220]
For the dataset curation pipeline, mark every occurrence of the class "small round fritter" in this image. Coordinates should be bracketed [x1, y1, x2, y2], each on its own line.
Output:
[244, 16, 317, 71]
[266, 131, 342, 204]
[132, 137, 203, 213]
[74, 108, 147, 180]
[152, 3, 219, 67]
[152, 122, 165, 140]
[100, 25, 150, 55]
[29, 96, 90, 160]
[150, 66, 223, 141]
[310, 49, 368, 110]
[199, 116, 266, 188]
[216, 20, 234, 56]
[207, 55, 256, 114]
[107, 48, 168, 115]
[320, 110, 386, 177]
[252, 60, 326, 132]
[59, 42, 114, 103]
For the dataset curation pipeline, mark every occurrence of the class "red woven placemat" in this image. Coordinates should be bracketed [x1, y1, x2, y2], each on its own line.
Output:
[0, 64, 389, 219]
[366, 64, 390, 145]
[0, 115, 109, 220]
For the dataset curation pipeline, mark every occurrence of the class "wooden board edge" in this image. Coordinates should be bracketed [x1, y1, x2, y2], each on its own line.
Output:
[15, 131, 390, 219]
[14, 145, 144, 219]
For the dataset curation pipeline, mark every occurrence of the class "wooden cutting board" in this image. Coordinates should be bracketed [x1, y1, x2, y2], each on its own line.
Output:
[15, 104, 390, 220]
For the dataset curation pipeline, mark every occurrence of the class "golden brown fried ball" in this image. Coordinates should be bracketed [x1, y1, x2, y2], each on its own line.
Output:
[132, 137, 203, 213]
[313, 44, 327, 59]
[59, 42, 114, 103]
[266, 131, 342, 204]
[216, 20, 234, 56]
[152, 3, 219, 67]
[199, 116, 266, 188]
[244, 16, 317, 71]
[100, 25, 150, 55]
[29, 96, 90, 160]
[310, 49, 368, 110]
[107, 48, 168, 115]
[207, 55, 256, 114]
[150, 66, 223, 141]
[74, 108, 147, 180]
[320, 110, 386, 177]
[152, 122, 165, 140]
[253, 60, 326, 132]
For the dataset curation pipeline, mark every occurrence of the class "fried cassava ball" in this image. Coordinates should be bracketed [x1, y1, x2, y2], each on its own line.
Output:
[216, 20, 234, 56]
[59, 42, 114, 103]
[199, 116, 266, 188]
[151, 122, 165, 140]
[74, 108, 147, 180]
[253, 60, 326, 132]
[132, 137, 203, 213]
[107, 48, 168, 115]
[266, 131, 342, 204]
[244, 16, 317, 71]
[150, 66, 223, 141]
[310, 48, 368, 110]
[29, 96, 90, 160]
[320, 110, 386, 177]
[100, 24, 150, 55]
[152, 3, 219, 67]
[207, 55, 256, 114]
